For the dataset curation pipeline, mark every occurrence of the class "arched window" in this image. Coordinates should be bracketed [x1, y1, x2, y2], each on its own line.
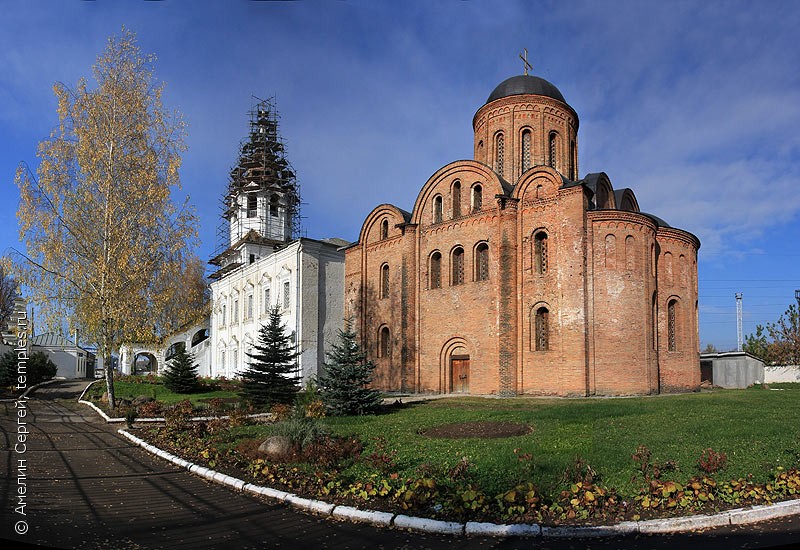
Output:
[668, 299, 678, 351]
[246, 292, 254, 319]
[220, 303, 227, 326]
[283, 280, 291, 309]
[429, 251, 442, 289]
[380, 263, 390, 298]
[433, 195, 443, 223]
[605, 234, 617, 268]
[379, 326, 391, 358]
[380, 219, 389, 240]
[191, 329, 209, 347]
[471, 184, 483, 213]
[452, 181, 461, 218]
[495, 133, 505, 177]
[535, 307, 550, 351]
[475, 243, 489, 281]
[269, 194, 279, 217]
[165, 341, 185, 361]
[534, 231, 548, 274]
[247, 193, 258, 218]
[263, 284, 271, 314]
[548, 132, 558, 169]
[521, 129, 532, 173]
[451, 247, 464, 286]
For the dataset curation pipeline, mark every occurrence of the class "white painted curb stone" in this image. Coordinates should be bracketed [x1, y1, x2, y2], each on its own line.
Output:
[638, 511, 731, 533]
[332, 506, 394, 526]
[729, 500, 800, 525]
[542, 521, 638, 538]
[393, 514, 464, 535]
[286, 495, 336, 515]
[466, 522, 541, 537]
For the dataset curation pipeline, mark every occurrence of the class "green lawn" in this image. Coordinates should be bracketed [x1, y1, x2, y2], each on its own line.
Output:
[85, 379, 240, 407]
[317, 385, 800, 496]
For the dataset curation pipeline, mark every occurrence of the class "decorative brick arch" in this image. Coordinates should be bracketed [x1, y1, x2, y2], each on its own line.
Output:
[439, 337, 471, 394]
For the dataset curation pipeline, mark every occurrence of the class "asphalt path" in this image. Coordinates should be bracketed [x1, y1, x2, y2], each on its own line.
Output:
[1, 380, 798, 549]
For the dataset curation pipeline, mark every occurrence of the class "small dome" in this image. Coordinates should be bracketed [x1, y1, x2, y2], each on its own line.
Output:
[486, 75, 566, 104]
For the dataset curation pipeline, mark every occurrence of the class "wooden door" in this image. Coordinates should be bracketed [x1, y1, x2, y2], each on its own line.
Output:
[451, 356, 470, 393]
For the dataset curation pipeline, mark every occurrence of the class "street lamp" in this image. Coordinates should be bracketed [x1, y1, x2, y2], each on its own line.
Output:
[795, 289, 800, 307]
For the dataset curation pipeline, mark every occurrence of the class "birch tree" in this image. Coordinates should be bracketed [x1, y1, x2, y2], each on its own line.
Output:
[0, 259, 17, 332]
[15, 29, 197, 408]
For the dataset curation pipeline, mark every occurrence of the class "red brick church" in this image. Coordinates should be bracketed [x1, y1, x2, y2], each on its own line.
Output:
[344, 71, 700, 396]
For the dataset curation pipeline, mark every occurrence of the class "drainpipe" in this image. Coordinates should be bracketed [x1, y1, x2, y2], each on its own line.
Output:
[296, 240, 302, 382]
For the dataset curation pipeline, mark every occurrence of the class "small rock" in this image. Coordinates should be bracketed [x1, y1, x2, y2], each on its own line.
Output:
[258, 435, 293, 457]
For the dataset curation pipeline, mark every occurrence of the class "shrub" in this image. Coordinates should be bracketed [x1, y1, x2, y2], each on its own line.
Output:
[162, 347, 199, 394]
[228, 405, 251, 427]
[269, 403, 293, 422]
[631, 444, 678, 482]
[316, 319, 382, 416]
[137, 400, 163, 418]
[240, 306, 300, 407]
[205, 397, 226, 416]
[2, 350, 58, 387]
[164, 399, 194, 432]
[697, 448, 727, 474]
[267, 418, 330, 451]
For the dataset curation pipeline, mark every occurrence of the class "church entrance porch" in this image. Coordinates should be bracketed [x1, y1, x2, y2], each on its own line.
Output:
[450, 355, 470, 393]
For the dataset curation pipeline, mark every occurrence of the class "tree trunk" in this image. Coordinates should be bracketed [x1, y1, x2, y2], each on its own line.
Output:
[102, 327, 116, 410]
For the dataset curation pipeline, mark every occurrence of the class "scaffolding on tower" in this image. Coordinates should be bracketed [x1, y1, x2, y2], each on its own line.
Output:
[210, 97, 302, 277]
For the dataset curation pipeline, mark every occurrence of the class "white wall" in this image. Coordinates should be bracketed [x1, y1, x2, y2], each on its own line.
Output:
[764, 365, 800, 383]
[209, 238, 344, 382]
[35, 346, 87, 379]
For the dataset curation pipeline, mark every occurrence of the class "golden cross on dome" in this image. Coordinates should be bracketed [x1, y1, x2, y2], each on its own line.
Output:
[519, 48, 533, 76]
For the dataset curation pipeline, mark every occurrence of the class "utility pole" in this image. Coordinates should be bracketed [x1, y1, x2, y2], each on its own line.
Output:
[736, 292, 743, 352]
[795, 289, 799, 308]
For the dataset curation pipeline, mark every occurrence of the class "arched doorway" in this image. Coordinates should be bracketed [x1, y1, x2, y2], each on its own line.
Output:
[441, 338, 471, 394]
[133, 352, 158, 375]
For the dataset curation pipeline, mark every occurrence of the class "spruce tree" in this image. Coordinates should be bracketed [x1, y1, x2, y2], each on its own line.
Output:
[241, 305, 300, 407]
[317, 319, 383, 416]
[162, 346, 198, 394]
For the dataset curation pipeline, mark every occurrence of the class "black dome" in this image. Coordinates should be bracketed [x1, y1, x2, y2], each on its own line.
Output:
[486, 75, 566, 104]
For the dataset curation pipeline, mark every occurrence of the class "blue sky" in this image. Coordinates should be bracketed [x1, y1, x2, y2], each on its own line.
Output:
[2, 0, 799, 351]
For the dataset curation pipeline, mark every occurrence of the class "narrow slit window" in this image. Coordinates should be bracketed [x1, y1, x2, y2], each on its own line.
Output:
[535, 307, 550, 351]
[381, 264, 390, 298]
[521, 129, 532, 173]
[668, 300, 677, 351]
[433, 195, 443, 223]
[472, 185, 483, 213]
[476, 243, 489, 281]
[452, 181, 461, 218]
[379, 326, 390, 357]
[451, 248, 464, 286]
[430, 252, 442, 289]
[495, 133, 505, 177]
[534, 232, 548, 274]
